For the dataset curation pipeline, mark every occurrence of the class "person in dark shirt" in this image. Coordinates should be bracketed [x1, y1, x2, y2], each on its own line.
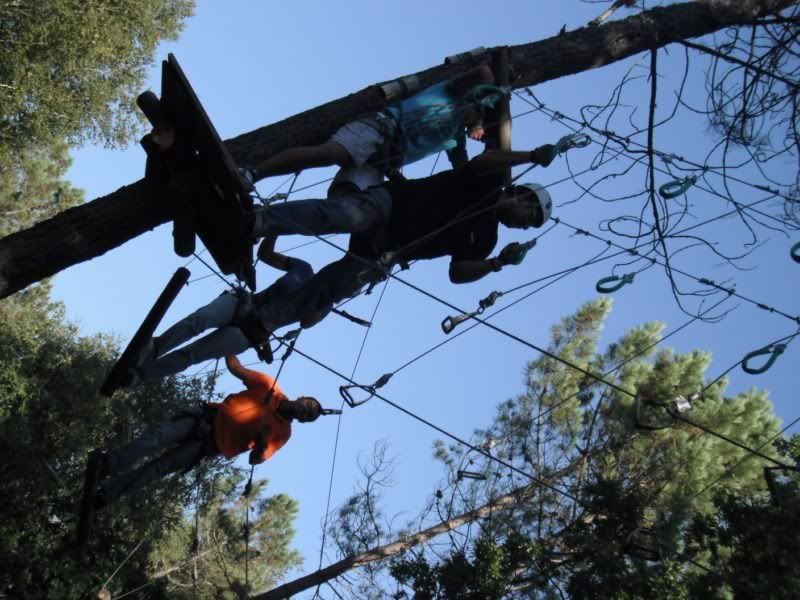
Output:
[246, 145, 558, 329]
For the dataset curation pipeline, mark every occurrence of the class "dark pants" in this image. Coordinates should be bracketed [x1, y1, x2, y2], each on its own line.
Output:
[100, 406, 218, 505]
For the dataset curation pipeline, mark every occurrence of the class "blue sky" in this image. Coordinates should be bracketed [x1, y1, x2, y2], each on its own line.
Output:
[51, 1, 800, 595]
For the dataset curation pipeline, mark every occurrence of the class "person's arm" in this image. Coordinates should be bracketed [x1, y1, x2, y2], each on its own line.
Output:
[256, 234, 293, 271]
[449, 64, 495, 97]
[248, 428, 272, 465]
[225, 355, 270, 390]
[446, 134, 469, 168]
[449, 258, 500, 284]
[449, 242, 531, 283]
[469, 145, 556, 177]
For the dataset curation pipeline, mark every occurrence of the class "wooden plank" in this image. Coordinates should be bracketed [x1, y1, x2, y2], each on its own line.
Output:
[99, 268, 191, 397]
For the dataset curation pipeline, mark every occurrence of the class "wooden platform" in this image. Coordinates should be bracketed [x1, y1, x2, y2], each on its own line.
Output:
[140, 54, 255, 289]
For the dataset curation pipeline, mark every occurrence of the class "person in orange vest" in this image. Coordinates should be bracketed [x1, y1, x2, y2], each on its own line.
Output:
[82, 355, 338, 512]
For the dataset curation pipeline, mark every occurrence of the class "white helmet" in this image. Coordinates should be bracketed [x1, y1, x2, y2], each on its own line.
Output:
[514, 183, 552, 227]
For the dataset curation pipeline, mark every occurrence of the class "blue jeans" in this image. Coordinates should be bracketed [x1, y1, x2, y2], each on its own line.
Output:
[100, 406, 217, 503]
[252, 186, 392, 238]
[137, 259, 322, 382]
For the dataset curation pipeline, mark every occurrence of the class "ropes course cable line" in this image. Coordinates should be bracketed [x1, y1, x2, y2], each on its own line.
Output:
[553, 217, 800, 325]
[268, 339, 763, 598]
[314, 278, 392, 599]
[517, 90, 798, 232]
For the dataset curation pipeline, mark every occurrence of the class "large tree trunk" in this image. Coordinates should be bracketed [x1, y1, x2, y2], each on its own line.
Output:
[0, 0, 795, 298]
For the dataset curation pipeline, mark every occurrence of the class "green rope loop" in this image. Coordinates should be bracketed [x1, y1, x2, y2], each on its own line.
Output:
[462, 84, 508, 109]
[596, 272, 636, 294]
[659, 176, 698, 199]
[741, 343, 786, 375]
[791, 241, 800, 264]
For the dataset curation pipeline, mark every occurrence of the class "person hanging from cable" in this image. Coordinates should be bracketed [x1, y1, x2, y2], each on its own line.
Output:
[244, 139, 572, 325]
[79, 355, 338, 525]
[110, 237, 333, 391]
[239, 65, 496, 197]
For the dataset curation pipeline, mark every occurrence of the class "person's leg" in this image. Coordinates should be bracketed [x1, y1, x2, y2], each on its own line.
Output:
[152, 292, 241, 358]
[252, 186, 392, 238]
[99, 439, 211, 506]
[137, 326, 252, 382]
[328, 165, 384, 198]
[104, 408, 205, 475]
[254, 140, 353, 179]
[258, 255, 373, 331]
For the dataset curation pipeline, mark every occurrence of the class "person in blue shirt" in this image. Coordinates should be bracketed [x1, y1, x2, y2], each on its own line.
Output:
[242, 64, 496, 196]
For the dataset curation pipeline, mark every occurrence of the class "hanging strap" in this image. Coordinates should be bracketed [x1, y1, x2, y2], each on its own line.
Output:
[741, 343, 786, 375]
[659, 176, 698, 199]
[595, 272, 635, 294]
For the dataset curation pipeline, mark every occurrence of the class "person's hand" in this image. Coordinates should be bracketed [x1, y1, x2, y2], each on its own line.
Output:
[248, 432, 268, 465]
[529, 144, 557, 167]
[499, 242, 529, 266]
[238, 166, 258, 190]
[468, 125, 485, 141]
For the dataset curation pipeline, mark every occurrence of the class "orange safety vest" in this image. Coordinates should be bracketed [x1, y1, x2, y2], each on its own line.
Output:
[212, 371, 291, 461]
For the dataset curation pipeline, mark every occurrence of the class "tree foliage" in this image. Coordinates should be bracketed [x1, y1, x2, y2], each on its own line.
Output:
[320, 298, 791, 598]
[0, 289, 301, 597]
[0, 140, 84, 236]
[0, 0, 195, 158]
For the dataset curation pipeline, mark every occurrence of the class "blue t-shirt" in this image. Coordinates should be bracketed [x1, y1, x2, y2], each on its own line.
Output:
[387, 81, 463, 166]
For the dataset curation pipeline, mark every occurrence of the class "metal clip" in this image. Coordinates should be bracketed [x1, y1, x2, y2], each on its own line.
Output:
[441, 291, 503, 334]
[659, 176, 698, 199]
[456, 470, 487, 481]
[338, 373, 393, 408]
[595, 272, 635, 294]
[672, 392, 697, 414]
[555, 132, 591, 153]
[741, 344, 786, 375]
[791, 241, 800, 264]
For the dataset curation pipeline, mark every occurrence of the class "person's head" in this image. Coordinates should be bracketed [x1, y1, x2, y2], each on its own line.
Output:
[284, 396, 322, 423]
[496, 183, 553, 230]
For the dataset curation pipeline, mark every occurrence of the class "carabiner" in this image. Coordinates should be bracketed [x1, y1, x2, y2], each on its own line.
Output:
[659, 176, 698, 199]
[741, 343, 786, 375]
[791, 241, 800, 264]
[442, 311, 478, 334]
[555, 132, 591, 154]
[595, 272, 635, 294]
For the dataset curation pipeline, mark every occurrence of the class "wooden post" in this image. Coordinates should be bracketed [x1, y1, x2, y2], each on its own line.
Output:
[485, 46, 512, 184]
